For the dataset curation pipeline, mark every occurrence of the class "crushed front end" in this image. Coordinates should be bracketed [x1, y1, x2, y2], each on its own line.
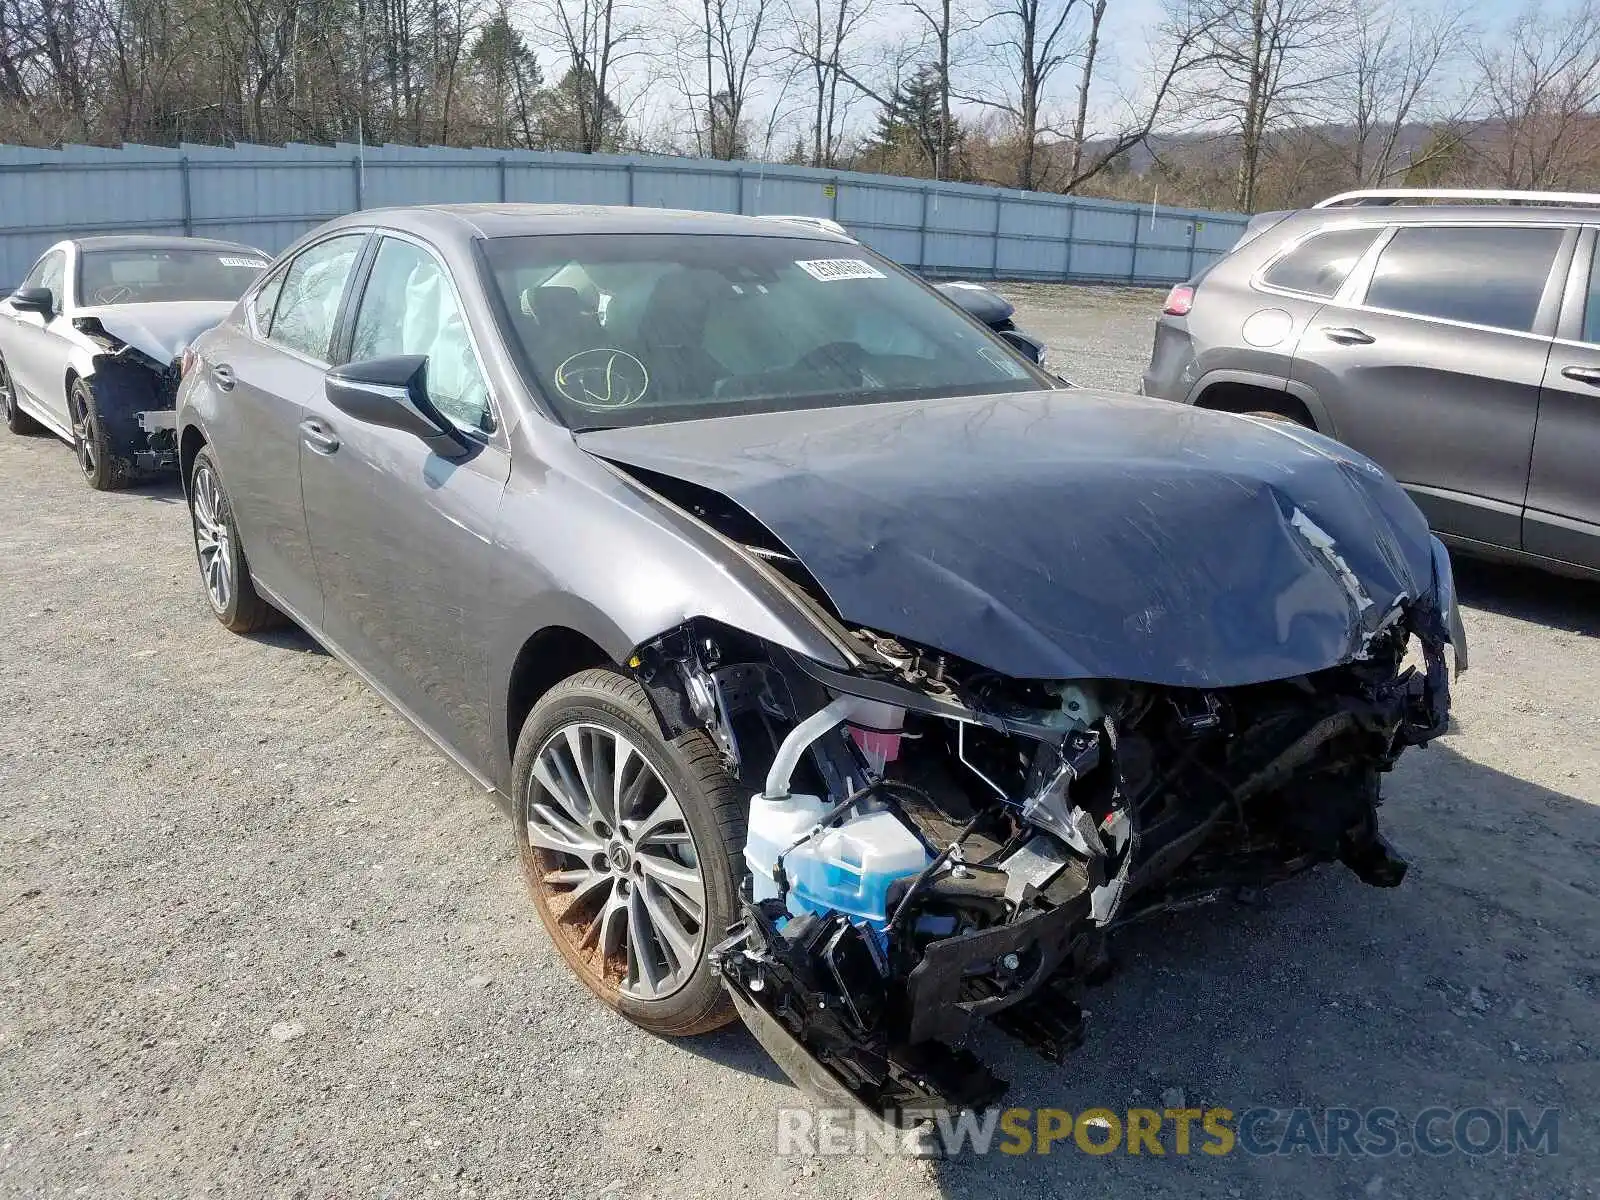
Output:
[74, 318, 183, 471]
[631, 575, 1460, 1125]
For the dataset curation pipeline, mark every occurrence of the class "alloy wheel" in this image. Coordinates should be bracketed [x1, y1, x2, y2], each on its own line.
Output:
[522, 723, 707, 1000]
[191, 463, 234, 613]
[0, 361, 12, 423]
[70, 386, 96, 478]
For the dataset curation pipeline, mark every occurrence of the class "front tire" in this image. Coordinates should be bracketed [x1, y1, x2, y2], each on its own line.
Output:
[513, 668, 745, 1036]
[69, 377, 134, 491]
[0, 356, 40, 435]
[188, 446, 283, 633]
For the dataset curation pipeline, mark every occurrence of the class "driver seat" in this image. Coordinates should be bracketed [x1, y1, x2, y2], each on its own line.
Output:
[636, 272, 726, 403]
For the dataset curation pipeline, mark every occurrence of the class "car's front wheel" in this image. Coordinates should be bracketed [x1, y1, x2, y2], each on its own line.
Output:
[68, 377, 134, 491]
[513, 668, 744, 1036]
[188, 446, 283, 633]
[0, 356, 40, 435]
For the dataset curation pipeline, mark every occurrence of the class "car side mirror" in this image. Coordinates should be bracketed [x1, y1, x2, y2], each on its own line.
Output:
[997, 328, 1046, 366]
[325, 354, 470, 460]
[11, 286, 54, 317]
[995, 328, 1071, 385]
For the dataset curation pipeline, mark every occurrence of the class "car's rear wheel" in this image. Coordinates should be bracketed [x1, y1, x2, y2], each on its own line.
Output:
[0, 356, 40, 435]
[513, 668, 744, 1036]
[188, 446, 283, 633]
[68, 377, 133, 491]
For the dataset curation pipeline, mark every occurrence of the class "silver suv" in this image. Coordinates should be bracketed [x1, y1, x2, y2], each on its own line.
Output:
[1141, 188, 1600, 580]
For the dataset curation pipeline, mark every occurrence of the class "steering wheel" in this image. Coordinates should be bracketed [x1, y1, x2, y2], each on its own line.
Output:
[796, 340, 868, 382]
[93, 285, 134, 305]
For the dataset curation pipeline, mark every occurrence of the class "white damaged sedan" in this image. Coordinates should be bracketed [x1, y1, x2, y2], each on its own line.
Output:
[0, 235, 268, 489]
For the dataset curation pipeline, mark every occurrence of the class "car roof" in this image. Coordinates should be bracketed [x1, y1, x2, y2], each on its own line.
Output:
[331, 203, 857, 243]
[74, 235, 266, 254]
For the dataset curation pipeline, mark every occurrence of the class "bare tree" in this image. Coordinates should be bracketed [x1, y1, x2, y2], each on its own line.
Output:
[783, 0, 875, 167]
[1334, 0, 1468, 186]
[1053, 0, 1220, 192]
[1470, 0, 1600, 188]
[537, 0, 641, 152]
[1176, 0, 1351, 209]
[1066, 0, 1106, 182]
[959, 0, 1085, 189]
[690, 0, 774, 159]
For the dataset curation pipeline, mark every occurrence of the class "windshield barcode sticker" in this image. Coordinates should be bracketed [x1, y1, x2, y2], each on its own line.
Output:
[219, 256, 269, 269]
[795, 258, 886, 282]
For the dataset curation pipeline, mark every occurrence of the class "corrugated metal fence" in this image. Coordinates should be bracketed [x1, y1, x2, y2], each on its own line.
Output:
[0, 142, 1248, 289]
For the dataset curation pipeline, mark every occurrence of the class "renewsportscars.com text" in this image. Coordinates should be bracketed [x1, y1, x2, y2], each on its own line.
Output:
[777, 1105, 1560, 1159]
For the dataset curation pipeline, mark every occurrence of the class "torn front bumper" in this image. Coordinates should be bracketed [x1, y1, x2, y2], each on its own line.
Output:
[91, 357, 181, 471]
[709, 592, 1459, 1126]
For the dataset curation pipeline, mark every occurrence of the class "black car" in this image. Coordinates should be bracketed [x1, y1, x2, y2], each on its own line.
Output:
[1142, 187, 1600, 579]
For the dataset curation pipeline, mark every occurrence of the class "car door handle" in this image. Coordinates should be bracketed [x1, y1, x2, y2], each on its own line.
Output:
[211, 363, 235, 391]
[1321, 326, 1375, 346]
[1560, 365, 1600, 387]
[299, 417, 340, 455]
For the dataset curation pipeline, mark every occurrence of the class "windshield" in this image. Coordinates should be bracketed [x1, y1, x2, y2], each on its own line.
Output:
[79, 248, 269, 306]
[481, 233, 1047, 428]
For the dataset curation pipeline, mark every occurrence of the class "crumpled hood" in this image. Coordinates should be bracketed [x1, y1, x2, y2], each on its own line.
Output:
[578, 390, 1440, 687]
[75, 301, 235, 363]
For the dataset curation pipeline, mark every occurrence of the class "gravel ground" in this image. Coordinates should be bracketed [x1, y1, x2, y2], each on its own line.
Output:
[3, 285, 1598, 1199]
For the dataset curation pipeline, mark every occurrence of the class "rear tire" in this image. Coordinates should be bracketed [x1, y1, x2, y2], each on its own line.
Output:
[0, 356, 40, 435]
[69, 377, 134, 491]
[512, 667, 745, 1036]
[188, 446, 283, 633]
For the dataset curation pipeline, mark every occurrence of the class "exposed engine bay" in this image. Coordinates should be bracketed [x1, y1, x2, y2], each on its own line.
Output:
[586, 387, 1466, 1126]
[630, 605, 1453, 1124]
[74, 317, 182, 470]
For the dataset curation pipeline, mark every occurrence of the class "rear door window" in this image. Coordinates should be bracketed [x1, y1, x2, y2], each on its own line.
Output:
[1261, 227, 1381, 297]
[249, 265, 287, 336]
[268, 234, 366, 361]
[1362, 225, 1565, 334]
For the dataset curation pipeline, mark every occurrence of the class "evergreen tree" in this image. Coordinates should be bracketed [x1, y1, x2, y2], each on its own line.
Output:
[870, 64, 960, 177]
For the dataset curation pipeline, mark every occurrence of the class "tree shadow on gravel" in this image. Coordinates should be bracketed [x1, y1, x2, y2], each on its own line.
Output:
[1454, 557, 1600, 637]
[123, 476, 185, 505]
[671, 1023, 790, 1086]
[252, 624, 329, 656]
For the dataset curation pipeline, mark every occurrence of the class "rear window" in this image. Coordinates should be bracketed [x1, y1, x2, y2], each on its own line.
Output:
[1362, 225, 1565, 334]
[1261, 227, 1381, 298]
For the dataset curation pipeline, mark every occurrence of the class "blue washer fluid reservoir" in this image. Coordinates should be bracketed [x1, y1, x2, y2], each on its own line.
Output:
[782, 808, 931, 929]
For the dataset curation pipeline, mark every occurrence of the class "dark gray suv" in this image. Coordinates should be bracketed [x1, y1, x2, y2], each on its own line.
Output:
[1142, 188, 1600, 579]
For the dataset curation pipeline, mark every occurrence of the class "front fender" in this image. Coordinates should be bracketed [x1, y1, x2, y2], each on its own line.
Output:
[482, 439, 857, 779]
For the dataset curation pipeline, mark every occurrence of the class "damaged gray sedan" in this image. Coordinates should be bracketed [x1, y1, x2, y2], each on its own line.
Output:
[0, 235, 268, 489]
[175, 205, 1466, 1124]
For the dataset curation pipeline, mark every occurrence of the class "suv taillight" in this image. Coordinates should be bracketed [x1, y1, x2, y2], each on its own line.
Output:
[1162, 284, 1195, 316]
